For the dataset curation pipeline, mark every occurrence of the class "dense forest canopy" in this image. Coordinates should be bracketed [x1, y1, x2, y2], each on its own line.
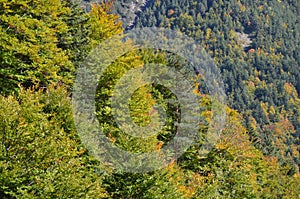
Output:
[123, 0, 300, 169]
[0, 0, 299, 198]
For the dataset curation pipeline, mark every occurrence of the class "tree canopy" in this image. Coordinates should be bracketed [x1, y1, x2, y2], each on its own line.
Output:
[0, 0, 299, 198]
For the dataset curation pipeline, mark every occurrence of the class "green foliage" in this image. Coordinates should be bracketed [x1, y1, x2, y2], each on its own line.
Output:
[103, 165, 186, 199]
[0, 0, 75, 95]
[0, 85, 107, 198]
[130, 0, 300, 173]
[0, 0, 299, 198]
[58, 0, 91, 68]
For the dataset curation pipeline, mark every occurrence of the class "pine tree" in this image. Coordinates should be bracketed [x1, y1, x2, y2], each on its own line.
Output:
[58, 0, 91, 68]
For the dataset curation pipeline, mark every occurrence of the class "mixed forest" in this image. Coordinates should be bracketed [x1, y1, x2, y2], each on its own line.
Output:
[0, 0, 300, 198]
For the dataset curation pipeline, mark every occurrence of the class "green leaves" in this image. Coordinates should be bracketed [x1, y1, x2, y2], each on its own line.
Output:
[0, 0, 80, 95]
[0, 85, 107, 198]
[0, 0, 299, 198]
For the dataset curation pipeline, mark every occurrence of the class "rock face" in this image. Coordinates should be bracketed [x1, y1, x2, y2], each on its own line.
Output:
[79, 0, 151, 28]
[235, 32, 252, 48]
[112, 0, 151, 29]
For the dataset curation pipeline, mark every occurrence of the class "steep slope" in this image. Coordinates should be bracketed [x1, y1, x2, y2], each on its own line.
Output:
[116, 0, 300, 171]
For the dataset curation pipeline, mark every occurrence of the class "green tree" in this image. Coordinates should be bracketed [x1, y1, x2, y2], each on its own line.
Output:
[0, 85, 107, 198]
[0, 0, 74, 95]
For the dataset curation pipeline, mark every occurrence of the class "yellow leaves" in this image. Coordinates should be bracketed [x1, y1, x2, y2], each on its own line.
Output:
[202, 110, 213, 124]
[260, 102, 269, 117]
[154, 0, 160, 7]
[240, 5, 246, 12]
[178, 183, 196, 198]
[77, 147, 87, 156]
[266, 14, 270, 24]
[216, 107, 263, 162]
[107, 133, 116, 143]
[284, 83, 297, 96]
[155, 141, 163, 150]
[192, 83, 200, 95]
[129, 85, 156, 126]
[269, 105, 276, 115]
[244, 80, 256, 96]
[215, 141, 230, 150]
[0, 0, 75, 91]
[237, 0, 246, 12]
[228, 29, 236, 40]
[269, 46, 275, 54]
[89, 3, 122, 46]
[205, 28, 212, 40]
[161, 162, 195, 198]
[226, 108, 245, 131]
[255, 46, 283, 62]
[293, 171, 300, 179]
[256, 47, 262, 55]
[264, 156, 279, 169]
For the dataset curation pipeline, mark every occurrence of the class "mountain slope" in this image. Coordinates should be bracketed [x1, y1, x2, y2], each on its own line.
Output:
[114, 0, 300, 171]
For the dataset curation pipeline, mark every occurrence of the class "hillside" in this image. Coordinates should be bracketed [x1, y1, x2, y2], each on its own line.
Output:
[126, 0, 300, 170]
[0, 0, 299, 198]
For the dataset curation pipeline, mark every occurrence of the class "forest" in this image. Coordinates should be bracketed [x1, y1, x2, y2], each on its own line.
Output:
[0, 0, 299, 198]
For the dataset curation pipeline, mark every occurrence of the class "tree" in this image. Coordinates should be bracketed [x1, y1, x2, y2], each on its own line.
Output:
[0, 0, 74, 95]
[88, 2, 122, 47]
[58, 0, 91, 68]
[0, 85, 107, 198]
